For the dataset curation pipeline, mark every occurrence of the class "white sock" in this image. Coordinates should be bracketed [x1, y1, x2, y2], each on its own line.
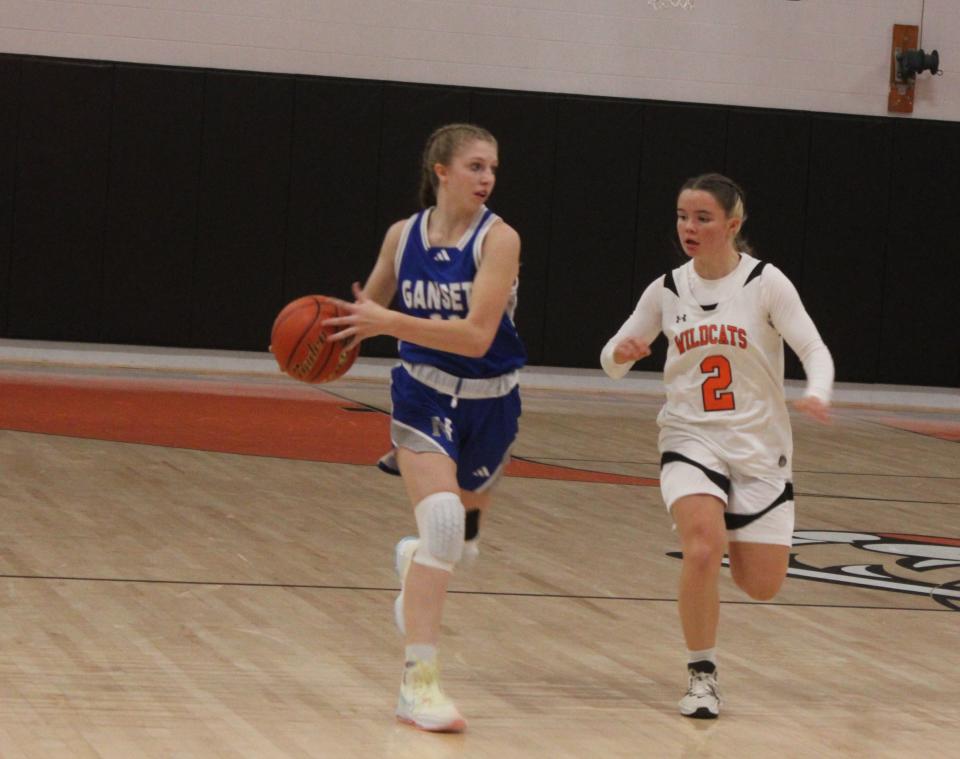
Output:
[460, 537, 480, 569]
[405, 644, 437, 664]
[687, 647, 716, 666]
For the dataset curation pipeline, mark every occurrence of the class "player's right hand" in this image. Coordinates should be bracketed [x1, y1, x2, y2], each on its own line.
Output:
[793, 395, 831, 425]
[324, 282, 396, 344]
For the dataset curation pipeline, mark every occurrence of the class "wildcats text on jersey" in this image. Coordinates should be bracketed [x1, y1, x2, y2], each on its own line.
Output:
[400, 279, 474, 313]
[674, 323, 748, 354]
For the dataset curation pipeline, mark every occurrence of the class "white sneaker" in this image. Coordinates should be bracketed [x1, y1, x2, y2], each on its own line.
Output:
[396, 659, 466, 732]
[678, 662, 721, 719]
[393, 537, 418, 635]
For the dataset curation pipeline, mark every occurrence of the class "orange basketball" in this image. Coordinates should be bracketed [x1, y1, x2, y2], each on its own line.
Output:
[269, 295, 359, 383]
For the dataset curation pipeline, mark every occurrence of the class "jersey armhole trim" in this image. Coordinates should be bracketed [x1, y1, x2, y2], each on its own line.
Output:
[664, 270, 679, 295]
[472, 211, 499, 269]
[743, 260, 767, 287]
[393, 214, 418, 278]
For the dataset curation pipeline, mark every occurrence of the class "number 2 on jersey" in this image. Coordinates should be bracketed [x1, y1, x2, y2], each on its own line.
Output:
[700, 355, 735, 411]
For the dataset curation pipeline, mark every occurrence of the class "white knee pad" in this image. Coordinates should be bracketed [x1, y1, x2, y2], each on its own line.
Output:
[413, 491, 465, 572]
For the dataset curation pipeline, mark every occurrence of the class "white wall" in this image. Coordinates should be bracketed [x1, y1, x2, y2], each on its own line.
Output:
[0, 0, 956, 121]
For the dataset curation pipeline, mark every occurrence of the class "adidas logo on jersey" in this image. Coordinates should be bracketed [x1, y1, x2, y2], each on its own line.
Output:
[472, 466, 491, 478]
[433, 249, 451, 262]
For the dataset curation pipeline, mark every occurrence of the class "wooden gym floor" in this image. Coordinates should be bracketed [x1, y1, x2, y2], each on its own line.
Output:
[0, 343, 957, 758]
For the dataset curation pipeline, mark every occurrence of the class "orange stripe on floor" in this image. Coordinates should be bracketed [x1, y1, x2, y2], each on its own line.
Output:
[877, 533, 960, 547]
[877, 417, 960, 442]
[1, 373, 390, 464]
[0, 371, 656, 485]
[507, 458, 658, 486]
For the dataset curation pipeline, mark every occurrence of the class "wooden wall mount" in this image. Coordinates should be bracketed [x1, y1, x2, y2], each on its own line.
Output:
[888, 23, 919, 114]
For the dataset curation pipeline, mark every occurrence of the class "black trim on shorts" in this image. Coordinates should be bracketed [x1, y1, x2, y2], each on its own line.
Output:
[724, 482, 794, 530]
[377, 459, 401, 477]
[660, 451, 731, 495]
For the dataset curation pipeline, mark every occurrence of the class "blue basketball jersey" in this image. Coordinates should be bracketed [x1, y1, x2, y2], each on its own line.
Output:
[394, 206, 526, 378]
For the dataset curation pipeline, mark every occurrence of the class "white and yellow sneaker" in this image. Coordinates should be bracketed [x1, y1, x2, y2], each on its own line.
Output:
[395, 659, 466, 732]
[393, 537, 419, 635]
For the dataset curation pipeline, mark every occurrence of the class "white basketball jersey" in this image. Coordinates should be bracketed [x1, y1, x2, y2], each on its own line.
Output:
[658, 254, 792, 478]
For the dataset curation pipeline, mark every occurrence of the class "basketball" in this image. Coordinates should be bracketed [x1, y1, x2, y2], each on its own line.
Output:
[270, 295, 359, 383]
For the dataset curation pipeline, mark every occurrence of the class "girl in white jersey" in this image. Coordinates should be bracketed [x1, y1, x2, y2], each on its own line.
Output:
[600, 173, 834, 719]
[325, 124, 524, 733]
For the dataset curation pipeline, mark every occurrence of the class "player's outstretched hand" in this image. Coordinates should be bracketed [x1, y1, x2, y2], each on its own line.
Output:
[613, 337, 652, 364]
[794, 395, 831, 424]
[323, 282, 396, 344]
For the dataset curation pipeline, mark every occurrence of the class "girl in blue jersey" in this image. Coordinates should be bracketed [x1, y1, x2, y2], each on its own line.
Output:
[325, 123, 525, 732]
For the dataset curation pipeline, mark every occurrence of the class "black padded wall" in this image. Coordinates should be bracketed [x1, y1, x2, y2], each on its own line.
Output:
[2, 52, 958, 388]
[101, 64, 204, 346]
[544, 97, 643, 368]
[285, 77, 382, 306]
[0, 58, 18, 336]
[191, 71, 294, 351]
[634, 104, 729, 371]
[9, 58, 112, 341]
[881, 119, 960, 387]
[470, 91, 556, 365]
[802, 115, 890, 384]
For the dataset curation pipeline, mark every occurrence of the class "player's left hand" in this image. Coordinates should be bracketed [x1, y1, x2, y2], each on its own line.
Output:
[794, 395, 831, 424]
[323, 282, 396, 344]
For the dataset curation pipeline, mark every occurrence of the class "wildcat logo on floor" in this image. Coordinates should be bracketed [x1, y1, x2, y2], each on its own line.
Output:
[784, 531, 960, 610]
[668, 530, 960, 610]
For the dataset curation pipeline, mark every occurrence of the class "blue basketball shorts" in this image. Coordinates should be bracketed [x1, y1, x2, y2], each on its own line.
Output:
[388, 363, 521, 492]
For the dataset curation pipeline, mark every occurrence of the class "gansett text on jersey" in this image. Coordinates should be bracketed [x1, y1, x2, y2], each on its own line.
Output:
[401, 279, 474, 313]
[674, 324, 747, 354]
